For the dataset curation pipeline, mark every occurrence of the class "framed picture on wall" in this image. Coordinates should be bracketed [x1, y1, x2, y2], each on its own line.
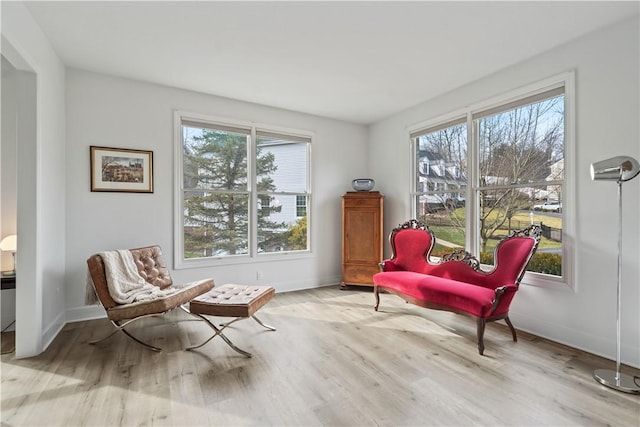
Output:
[90, 146, 154, 193]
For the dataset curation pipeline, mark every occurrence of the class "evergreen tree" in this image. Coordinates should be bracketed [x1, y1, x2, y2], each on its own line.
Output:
[182, 129, 284, 257]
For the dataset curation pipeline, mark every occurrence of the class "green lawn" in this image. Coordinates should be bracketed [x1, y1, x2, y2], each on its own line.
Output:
[427, 210, 562, 254]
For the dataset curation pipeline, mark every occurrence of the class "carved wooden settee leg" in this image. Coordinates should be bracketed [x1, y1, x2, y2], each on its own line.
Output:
[374, 286, 380, 311]
[505, 316, 518, 342]
[476, 318, 486, 355]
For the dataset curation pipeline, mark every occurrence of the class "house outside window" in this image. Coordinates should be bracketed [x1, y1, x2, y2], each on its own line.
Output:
[175, 113, 311, 266]
[412, 120, 468, 253]
[256, 131, 310, 253]
[296, 195, 307, 217]
[411, 73, 574, 287]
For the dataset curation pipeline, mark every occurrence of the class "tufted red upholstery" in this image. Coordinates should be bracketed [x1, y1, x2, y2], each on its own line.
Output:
[421, 237, 536, 292]
[373, 220, 541, 355]
[383, 227, 435, 273]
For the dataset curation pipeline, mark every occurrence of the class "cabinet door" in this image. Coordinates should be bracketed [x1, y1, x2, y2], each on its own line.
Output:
[344, 208, 380, 264]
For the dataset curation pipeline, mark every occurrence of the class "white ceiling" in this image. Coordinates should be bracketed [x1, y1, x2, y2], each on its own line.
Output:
[25, 1, 639, 124]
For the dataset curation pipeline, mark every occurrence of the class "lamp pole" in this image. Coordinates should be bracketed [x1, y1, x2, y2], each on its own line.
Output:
[592, 179, 640, 393]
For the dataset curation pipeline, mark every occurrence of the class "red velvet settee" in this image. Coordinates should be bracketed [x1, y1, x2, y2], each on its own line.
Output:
[373, 219, 542, 355]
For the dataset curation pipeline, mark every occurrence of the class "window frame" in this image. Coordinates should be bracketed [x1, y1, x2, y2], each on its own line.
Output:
[409, 72, 576, 290]
[174, 111, 313, 269]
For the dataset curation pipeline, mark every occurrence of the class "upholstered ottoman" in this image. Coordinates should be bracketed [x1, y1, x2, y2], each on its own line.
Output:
[188, 284, 276, 357]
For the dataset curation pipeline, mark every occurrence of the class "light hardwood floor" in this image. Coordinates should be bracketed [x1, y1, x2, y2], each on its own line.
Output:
[2, 285, 639, 426]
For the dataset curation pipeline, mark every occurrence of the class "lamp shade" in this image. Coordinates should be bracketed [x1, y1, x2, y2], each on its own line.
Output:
[590, 156, 640, 182]
[0, 235, 17, 252]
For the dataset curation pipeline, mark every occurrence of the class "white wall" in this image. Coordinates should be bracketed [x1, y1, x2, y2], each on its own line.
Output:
[1, 58, 18, 268]
[65, 69, 368, 321]
[369, 17, 640, 367]
[1, 57, 18, 332]
[1, 1, 67, 357]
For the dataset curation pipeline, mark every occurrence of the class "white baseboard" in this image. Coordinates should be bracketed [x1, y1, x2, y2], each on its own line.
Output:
[66, 304, 107, 324]
[64, 279, 341, 324]
[272, 276, 342, 293]
[512, 311, 640, 369]
[42, 311, 65, 351]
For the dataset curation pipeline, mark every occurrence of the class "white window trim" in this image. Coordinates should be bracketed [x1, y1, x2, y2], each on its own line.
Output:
[408, 71, 576, 291]
[173, 111, 313, 269]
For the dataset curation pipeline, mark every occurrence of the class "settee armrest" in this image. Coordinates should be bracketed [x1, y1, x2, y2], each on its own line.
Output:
[379, 259, 403, 272]
[490, 284, 518, 314]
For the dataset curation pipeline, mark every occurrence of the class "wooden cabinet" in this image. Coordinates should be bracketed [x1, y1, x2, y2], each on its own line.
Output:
[341, 191, 384, 288]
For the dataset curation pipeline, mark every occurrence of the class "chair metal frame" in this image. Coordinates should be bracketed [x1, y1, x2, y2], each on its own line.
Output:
[186, 314, 276, 357]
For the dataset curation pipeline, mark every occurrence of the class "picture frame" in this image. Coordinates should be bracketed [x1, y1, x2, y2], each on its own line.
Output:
[90, 146, 154, 193]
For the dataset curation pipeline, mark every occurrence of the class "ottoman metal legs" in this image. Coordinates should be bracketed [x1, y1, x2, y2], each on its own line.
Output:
[187, 284, 276, 357]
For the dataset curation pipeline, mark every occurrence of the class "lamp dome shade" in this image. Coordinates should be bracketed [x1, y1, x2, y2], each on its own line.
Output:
[590, 156, 640, 182]
[0, 235, 17, 252]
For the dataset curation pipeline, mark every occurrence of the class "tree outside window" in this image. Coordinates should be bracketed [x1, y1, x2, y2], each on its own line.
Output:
[412, 86, 566, 279]
[180, 119, 310, 261]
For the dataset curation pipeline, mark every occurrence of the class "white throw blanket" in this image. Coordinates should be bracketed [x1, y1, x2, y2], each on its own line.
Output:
[86, 249, 176, 305]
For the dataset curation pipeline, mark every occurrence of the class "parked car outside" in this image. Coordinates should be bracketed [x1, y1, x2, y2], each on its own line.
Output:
[533, 201, 562, 212]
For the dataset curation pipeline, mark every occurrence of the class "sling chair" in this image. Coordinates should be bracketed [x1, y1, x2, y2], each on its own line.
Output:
[86, 245, 214, 352]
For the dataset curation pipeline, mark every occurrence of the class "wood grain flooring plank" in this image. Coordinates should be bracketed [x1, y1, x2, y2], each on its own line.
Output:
[2, 285, 639, 426]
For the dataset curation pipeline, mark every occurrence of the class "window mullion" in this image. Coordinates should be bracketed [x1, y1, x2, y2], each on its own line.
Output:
[174, 112, 185, 268]
[467, 112, 478, 255]
[249, 128, 258, 257]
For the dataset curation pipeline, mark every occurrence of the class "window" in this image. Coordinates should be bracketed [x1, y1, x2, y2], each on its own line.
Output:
[411, 73, 574, 287]
[176, 113, 311, 266]
[256, 131, 309, 253]
[412, 119, 468, 258]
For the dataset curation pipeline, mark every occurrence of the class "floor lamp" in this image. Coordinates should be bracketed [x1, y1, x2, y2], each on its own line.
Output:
[590, 155, 640, 394]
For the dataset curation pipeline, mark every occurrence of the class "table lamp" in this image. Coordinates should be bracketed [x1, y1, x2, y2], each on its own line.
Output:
[0, 234, 17, 276]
